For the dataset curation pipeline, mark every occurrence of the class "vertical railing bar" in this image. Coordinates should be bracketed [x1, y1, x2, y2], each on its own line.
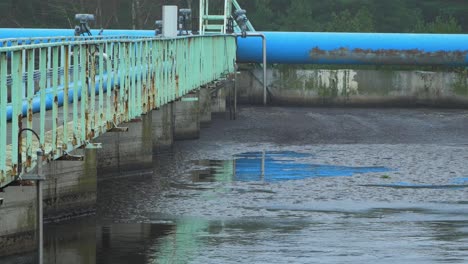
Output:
[80, 44, 87, 142]
[119, 43, 126, 122]
[73, 45, 79, 144]
[47, 47, 51, 89]
[90, 45, 96, 137]
[60, 45, 65, 85]
[106, 42, 112, 128]
[26, 48, 35, 171]
[52, 46, 59, 156]
[22, 49, 26, 99]
[11, 50, 22, 176]
[39, 48, 46, 148]
[114, 43, 121, 124]
[63, 46, 70, 151]
[136, 41, 142, 116]
[98, 43, 104, 132]
[151, 41, 157, 109]
[129, 42, 135, 119]
[0, 52, 7, 180]
[142, 41, 148, 113]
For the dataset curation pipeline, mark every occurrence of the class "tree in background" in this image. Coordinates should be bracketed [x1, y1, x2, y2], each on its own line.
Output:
[412, 15, 462, 34]
[0, 0, 466, 34]
[325, 7, 374, 32]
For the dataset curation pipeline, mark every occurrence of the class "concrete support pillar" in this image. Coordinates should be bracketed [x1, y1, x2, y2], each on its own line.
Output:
[152, 103, 174, 151]
[43, 148, 97, 220]
[199, 87, 212, 127]
[211, 86, 227, 113]
[0, 148, 97, 256]
[96, 113, 153, 179]
[174, 92, 200, 140]
[0, 186, 36, 256]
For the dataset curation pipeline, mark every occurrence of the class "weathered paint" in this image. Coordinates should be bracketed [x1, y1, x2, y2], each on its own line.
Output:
[0, 35, 236, 188]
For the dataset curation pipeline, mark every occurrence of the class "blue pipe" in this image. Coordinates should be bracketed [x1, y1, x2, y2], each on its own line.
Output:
[0, 28, 153, 39]
[237, 32, 468, 66]
[6, 74, 114, 121]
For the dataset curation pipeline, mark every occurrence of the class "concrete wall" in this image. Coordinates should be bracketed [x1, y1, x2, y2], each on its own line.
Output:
[174, 92, 200, 140]
[238, 68, 468, 107]
[152, 103, 175, 152]
[211, 87, 227, 113]
[199, 88, 212, 127]
[0, 185, 36, 256]
[96, 114, 153, 179]
[43, 149, 97, 221]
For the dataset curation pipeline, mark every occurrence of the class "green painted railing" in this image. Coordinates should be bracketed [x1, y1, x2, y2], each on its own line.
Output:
[0, 35, 237, 188]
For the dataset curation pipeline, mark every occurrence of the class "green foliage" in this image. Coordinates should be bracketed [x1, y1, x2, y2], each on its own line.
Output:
[325, 8, 374, 32]
[412, 16, 462, 34]
[237, 0, 467, 33]
[0, 0, 466, 34]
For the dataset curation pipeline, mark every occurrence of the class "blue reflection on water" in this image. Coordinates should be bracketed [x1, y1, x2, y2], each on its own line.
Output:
[234, 151, 391, 182]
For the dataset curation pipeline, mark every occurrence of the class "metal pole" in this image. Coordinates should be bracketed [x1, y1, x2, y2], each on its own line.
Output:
[234, 67, 238, 120]
[36, 149, 44, 264]
[235, 33, 267, 105]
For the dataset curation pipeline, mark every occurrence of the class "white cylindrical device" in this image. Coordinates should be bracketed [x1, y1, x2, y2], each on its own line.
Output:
[162, 5, 178, 37]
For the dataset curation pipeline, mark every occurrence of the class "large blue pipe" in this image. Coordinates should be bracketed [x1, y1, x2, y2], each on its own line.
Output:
[236, 32, 468, 66]
[2, 29, 468, 66]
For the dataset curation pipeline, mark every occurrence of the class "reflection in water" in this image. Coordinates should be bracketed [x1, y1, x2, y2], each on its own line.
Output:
[0, 217, 96, 264]
[95, 211, 468, 264]
[97, 220, 210, 264]
[193, 151, 391, 183]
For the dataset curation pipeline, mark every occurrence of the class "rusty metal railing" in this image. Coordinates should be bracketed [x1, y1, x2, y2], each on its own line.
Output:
[0, 35, 237, 188]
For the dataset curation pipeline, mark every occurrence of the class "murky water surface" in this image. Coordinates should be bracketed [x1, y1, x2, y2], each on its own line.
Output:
[3, 107, 468, 263]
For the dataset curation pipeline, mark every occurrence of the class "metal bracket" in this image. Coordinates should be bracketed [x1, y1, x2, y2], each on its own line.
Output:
[57, 153, 84, 161]
[181, 97, 199, 102]
[108, 126, 129, 132]
[21, 174, 46, 181]
[85, 142, 102, 149]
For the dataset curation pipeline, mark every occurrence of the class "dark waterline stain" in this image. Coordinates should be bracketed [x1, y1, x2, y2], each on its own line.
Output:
[192, 151, 391, 183]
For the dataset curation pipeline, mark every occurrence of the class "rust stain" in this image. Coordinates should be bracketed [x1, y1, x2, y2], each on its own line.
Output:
[26, 155, 32, 168]
[175, 74, 180, 95]
[85, 112, 89, 139]
[55, 117, 59, 153]
[114, 86, 120, 113]
[72, 134, 78, 146]
[28, 108, 33, 122]
[88, 129, 95, 140]
[12, 165, 17, 176]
